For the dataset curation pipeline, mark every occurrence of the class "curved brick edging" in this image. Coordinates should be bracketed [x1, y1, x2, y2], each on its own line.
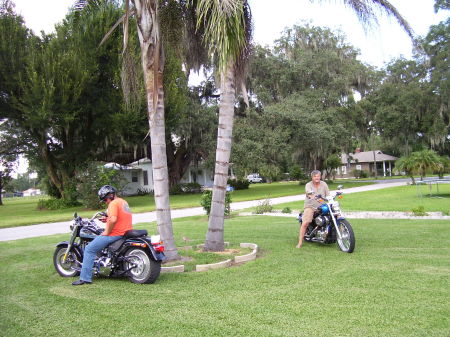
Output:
[235, 243, 258, 263]
[161, 265, 185, 273]
[196, 259, 232, 272]
[161, 242, 258, 273]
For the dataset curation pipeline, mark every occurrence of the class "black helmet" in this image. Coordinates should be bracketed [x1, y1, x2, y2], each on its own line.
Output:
[98, 185, 117, 201]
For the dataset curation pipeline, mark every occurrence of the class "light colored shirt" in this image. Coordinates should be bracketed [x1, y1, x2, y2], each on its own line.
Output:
[304, 181, 330, 209]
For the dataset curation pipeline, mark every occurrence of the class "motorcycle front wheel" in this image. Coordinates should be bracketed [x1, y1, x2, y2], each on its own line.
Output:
[124, 248, 161, 284]
[53, 246, 80, 277]
[336, 219, 355, 253]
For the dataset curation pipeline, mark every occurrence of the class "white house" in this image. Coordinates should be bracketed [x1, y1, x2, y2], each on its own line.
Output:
[107, 159, 215, 196]
[22, 188, 42, 197]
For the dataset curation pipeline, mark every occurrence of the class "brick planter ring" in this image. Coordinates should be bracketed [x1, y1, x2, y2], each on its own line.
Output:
[196, 259, 232, 272]
[235, 243, 258, 263]
[161, 265, 185, 273]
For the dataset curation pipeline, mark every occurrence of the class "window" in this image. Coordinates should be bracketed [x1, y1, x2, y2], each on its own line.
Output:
[143, 171, 148, 186]
[356, 165, 362, 170]
[341, 166, 347, 175]
[132, 171, 138, 183]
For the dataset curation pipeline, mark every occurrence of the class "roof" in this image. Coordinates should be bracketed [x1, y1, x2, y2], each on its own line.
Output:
[104, 162, 135, 170]
[128, 158, 152, 167]
[341, 151, 398, 164]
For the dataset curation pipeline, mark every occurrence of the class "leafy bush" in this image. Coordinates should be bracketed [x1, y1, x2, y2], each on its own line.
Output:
[76, 162, 127, 209]
[37, 198, 81, 210]
[352, 169, 369, 179]
[289, 165, 307, 181]
[254, 199, 273, 214]
[227, 179, 250, 190]
[281, 207, 292, 214]
[200, 190, 231, 216]
[170, 182, 202, 195]
[298, 179, 309, 186]
[411, 206, 428, 216]
[136, 187, 154, 196]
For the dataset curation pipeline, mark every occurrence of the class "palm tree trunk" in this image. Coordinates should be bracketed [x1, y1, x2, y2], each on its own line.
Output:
[204, 63, 235, 251]
[134, 0, 178, 260]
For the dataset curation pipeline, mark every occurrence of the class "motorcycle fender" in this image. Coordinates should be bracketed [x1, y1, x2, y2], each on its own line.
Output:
[55, 241, 83, 260]
[121, 239, 165, 262]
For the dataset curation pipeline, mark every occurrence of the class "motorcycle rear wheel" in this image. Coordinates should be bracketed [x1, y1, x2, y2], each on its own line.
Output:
[336, 219, 355, 253]
[124, 248, 161, 284]
[53, 246, 80, 277]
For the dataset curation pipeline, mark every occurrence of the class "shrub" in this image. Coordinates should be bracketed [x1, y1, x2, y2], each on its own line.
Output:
[289, 165, 307, 181]
[281, 207, 292, 214]
[182, 182, 202, 194]
[227, 179, 250, 190]
[136, 187, 154, 196]
[254, 199, 273, 214]
[76, 162, 127, 209]
[298, 179, 309, 186]
[411, 206, 428, 216]
[352, 169, 369, 179]
[170, 182, 202, 195]
[200, 190, 231, 216]
[37, 198, 81, 210]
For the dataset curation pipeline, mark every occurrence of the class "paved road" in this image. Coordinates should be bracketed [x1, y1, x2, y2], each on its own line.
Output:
[0, 181, 412, 242]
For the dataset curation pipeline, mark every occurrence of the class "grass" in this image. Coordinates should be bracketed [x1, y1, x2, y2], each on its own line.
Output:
[272, 184, 450, 214]
[0, 215, 449, 336]
[0, 181, 370, 228]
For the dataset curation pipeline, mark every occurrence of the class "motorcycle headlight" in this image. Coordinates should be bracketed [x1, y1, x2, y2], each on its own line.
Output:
[332, 202, 340, 212]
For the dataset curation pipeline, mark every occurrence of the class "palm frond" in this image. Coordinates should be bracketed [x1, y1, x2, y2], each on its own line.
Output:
[196, 0, 251, 73]
[99, 7, 136, 51]
[313, 0, 415, 40]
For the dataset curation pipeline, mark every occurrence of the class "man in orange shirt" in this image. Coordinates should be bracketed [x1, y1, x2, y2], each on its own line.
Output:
[72, 185, 133, 285]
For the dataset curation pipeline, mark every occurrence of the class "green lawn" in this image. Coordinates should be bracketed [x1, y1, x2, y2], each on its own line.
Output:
[273, 183, 450, 214]
[0, 215, 448, 336]
[0, 181, 370, 228]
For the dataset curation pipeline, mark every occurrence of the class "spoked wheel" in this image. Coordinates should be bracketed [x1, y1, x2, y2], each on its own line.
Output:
[53, 246, 80, 277]
[336, 219, 355, 253]
[124, 248, 161, 284]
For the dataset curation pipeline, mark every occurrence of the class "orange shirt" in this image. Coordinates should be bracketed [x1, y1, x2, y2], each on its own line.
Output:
[107, 197, 132, 236]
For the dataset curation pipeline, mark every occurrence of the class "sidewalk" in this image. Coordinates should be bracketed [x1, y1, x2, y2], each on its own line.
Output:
[0, 181, 410, 242]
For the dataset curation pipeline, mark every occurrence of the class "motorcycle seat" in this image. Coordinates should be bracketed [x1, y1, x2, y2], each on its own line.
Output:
[124, 229, 148, 238]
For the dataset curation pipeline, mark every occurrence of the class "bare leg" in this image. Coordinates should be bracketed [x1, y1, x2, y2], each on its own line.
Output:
[297, 222, 310, 248]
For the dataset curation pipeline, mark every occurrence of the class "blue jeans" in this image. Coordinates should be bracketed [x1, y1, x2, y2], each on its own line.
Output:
[79, 235, 122, 282]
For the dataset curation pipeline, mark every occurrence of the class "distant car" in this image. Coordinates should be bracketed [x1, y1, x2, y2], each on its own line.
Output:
[247, 173, 263, 183]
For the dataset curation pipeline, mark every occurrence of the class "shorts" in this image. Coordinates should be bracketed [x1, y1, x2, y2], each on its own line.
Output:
[302, 207, 315, 224]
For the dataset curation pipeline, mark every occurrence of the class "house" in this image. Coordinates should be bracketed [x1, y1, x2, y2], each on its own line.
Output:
[337, 149, 398, 178]
[107, 159, 215, 196]
[22, 188, 42, 197]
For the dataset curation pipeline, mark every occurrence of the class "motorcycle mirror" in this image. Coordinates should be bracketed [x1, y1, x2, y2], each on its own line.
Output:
[73, 212, 77, 218]
[337, 185, 343, 190]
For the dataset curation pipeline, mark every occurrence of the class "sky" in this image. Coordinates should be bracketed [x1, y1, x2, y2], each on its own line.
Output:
[12, 0, 448, 68]
[7, 0, 449, 174]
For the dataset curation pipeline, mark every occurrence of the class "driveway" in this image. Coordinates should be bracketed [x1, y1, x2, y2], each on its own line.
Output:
[0, 180, 415, 242]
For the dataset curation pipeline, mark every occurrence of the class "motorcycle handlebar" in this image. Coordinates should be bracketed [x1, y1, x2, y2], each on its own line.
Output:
[90, 211, 107, 220]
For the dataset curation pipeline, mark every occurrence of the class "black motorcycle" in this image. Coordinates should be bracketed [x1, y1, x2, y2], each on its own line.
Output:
[53, 212, 165, 284]
[298, 186, 355, 253]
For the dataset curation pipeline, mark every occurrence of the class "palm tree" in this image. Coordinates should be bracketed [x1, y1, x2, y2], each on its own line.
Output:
[195, 0, 252, 251]
[76, 0, 180, 259]
[199, 0, 415, 251]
